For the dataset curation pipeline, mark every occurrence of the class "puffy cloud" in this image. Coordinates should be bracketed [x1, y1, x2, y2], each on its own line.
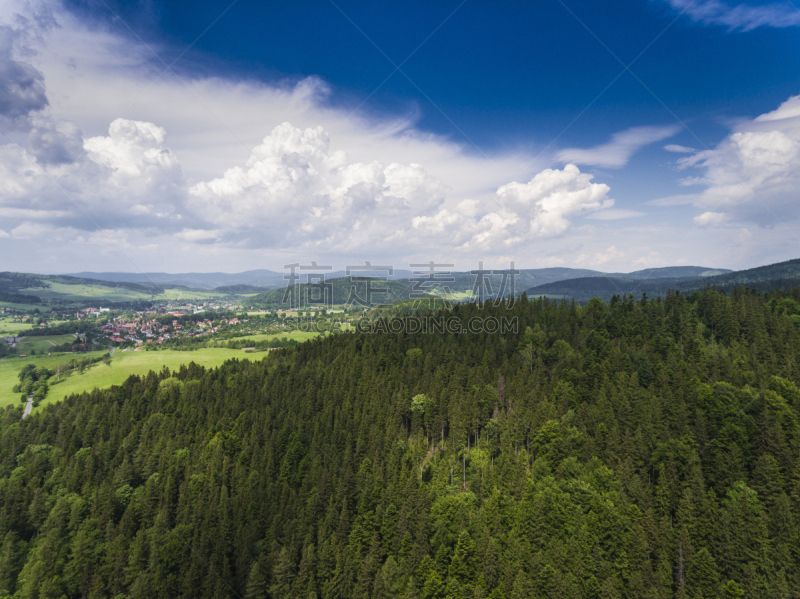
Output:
[1, 114, 612, 257]
[557, 125, 679, 168]
[0, 26, 47, 124]
[187, 122, 446, 250]
[0, 116, 188, 235]
[694, 211, 729, 226]
[412, 164, 613, 250]
[72, 118, 188, 229]
[675, 94, 800, 225]
[665, 0, 800, 30]
[0, 0, 620, 270]
[85, 119, 171, 175]
[497, 165, 613, 236]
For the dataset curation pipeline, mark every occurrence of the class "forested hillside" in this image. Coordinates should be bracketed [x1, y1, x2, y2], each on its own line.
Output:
[526, 259, 800, 303]
[2, 287, 800, 598]
[245, 278, 423, 309]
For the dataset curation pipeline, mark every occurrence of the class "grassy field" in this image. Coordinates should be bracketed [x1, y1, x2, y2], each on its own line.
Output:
[428, 289, 475, 301]
[0, 301, 46, 312]
[0, 320, 35, 335]
[228, 330, 321, 345]
[19, 282, 156, 302]
[14, 334, 80, 354]
[0, 348, 256, 414]
[17, 282, 232, 305]
[0, 351, 107, 409]
[157, 289, 228, 301]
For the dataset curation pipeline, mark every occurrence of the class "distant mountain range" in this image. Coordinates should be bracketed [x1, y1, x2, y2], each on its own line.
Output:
[524, 259, 800, 302]
[65, 270, 289, 290]
[64, 265, 730, 292]
[244, 277, 425, 309]
[32, 259, 800, 304]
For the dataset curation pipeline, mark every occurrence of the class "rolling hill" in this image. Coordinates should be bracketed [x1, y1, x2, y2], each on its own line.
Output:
[525, 258, 800, 302]
[66, 270, 288, 289]
[244, 277, 427, 308]
[63, 265, 730, 295]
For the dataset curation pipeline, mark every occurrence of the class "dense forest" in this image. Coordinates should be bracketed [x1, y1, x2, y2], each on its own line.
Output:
[2, 287, 800, 598]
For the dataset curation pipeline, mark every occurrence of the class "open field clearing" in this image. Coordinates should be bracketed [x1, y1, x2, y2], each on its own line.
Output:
[0, 351, 107, 409]
[19, 282, 156, 302]
[16, 283, 238, 305]
[0, 347, 253, 413]
[0, 301, 46, 311]
[156, 288, 228, 301]
[0, 320, 35, 334]
[14, 334, 79, 354]
[43, 348, 251, 409]
[227, 330, 322, 345]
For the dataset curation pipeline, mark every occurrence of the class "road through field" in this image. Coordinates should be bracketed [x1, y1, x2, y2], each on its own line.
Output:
[22, 394, 32, 419]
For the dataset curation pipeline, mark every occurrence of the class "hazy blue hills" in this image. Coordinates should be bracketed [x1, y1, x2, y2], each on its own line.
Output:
[66, 270, 287, 290]
[64, 269, 418, 290]
[604, 266, 730, 279]
[244, 277, 428, 308]
[692, 258, 800, 288]
[524, 276, 688, 302]
[525, 258, 800, 302]
[60, 265, 730, 295]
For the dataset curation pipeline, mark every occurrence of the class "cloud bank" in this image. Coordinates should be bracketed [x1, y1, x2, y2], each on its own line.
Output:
[1, 0, 797, 273]
[0, 0, 622, 271]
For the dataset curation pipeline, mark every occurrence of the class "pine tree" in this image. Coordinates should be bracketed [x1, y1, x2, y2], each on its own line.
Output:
[244, 559, 267, 599]
[448, 531, 476, 586]
[720, 580, 744, 599]
[688, 548, 719, 599]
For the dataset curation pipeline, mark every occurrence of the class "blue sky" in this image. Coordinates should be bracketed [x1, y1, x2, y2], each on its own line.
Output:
[78, 0, 800, 148]
[0, 0, 799, 273]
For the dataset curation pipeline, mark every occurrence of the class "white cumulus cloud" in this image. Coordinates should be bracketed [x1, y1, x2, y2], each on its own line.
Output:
[676, 94, 800, 226]
[0, 0, 655, 272]
[412, 164, 613, 251]
[187, 122, 446, 251]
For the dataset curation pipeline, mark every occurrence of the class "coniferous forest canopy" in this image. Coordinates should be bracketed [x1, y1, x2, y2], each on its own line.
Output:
[2, 287, 800, 599]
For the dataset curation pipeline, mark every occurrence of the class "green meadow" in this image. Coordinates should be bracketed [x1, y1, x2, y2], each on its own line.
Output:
[228, 330, 322, 345]
[156, 288, 227, 301]
[0, 351, 106, 409]
[13, 334, 78, 354]
[0, 347, 256, 414]
[19, 282, 156, 302]
[0, 301, 45, 312]
[16, 282, 237, 305]
[0, 319, 34, 335]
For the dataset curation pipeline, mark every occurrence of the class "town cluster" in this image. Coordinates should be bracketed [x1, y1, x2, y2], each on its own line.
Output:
[97, 314, 242, 347]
